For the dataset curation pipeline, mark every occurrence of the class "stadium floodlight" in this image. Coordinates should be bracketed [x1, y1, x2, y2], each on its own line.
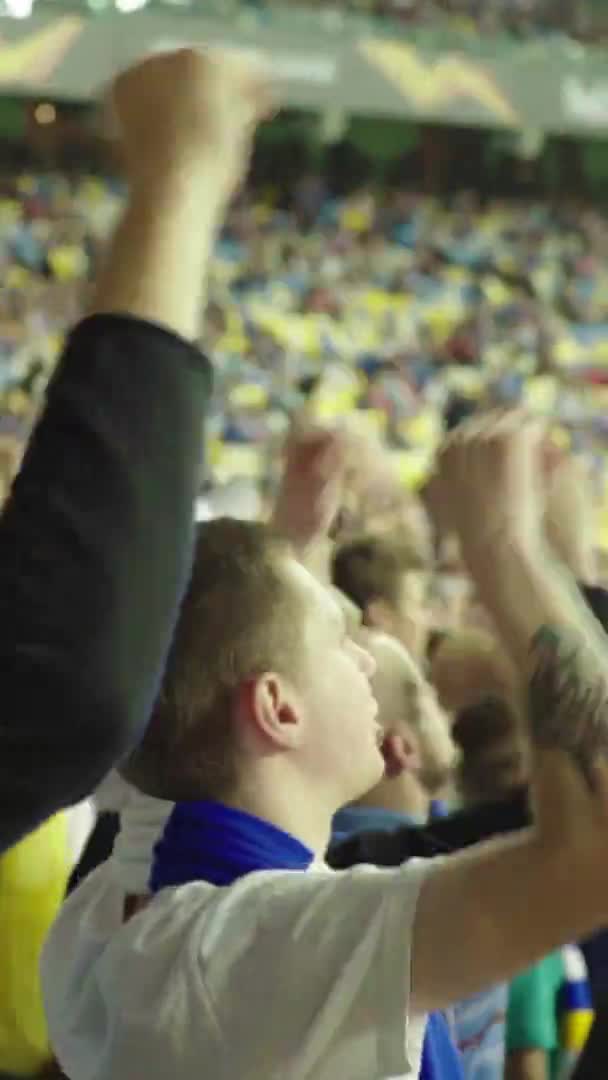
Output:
[5, 0, 33, 18]
[115, 0, 147, 12]
[34, 103, 56, 125]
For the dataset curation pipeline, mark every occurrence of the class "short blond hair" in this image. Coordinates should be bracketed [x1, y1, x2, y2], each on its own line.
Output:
[122, 519, 298, 800]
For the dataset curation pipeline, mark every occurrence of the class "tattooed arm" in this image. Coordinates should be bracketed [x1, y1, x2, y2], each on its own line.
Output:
[529, 625, 608, 776]
[465, 534, 608, 769]
[430, 414, 608, 766]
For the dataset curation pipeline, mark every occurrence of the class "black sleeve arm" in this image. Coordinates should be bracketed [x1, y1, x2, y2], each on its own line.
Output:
[327, 787, 531, 869]
[0, 314, 212, 852]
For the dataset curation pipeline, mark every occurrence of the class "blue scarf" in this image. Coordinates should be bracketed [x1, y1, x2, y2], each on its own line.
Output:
[150, 800, 314, 893]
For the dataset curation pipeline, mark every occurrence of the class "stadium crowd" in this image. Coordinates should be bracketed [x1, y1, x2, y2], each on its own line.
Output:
[2, 43, 608, 1080]
[205, 0, 598, 42]
[3, 160, 608, 529]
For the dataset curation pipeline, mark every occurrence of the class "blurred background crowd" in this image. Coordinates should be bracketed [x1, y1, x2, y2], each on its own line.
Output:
[4, 127, 608, 550]
[222, 0, 602, 42]
[20, 0, 604, 42]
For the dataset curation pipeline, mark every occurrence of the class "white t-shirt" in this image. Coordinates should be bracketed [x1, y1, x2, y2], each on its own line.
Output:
[66, 799, 96, 865]
[41, 857, 435, 1080]
[111, 790, 173, 893]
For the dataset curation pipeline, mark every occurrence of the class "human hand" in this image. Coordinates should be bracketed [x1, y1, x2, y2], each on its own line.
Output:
[271, 426, 346, 554]
[110, 48, 274, 199]
[428, 411, 545, 564]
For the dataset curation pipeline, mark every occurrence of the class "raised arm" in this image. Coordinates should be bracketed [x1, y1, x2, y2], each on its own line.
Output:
[410, 748, 608, 1013]
[409, 416, 608, 1013]
[428, 413, 608, 776]
[0, 49, 270, 851]
[543, 446, 598, 586]
[270, 424, 346, 583]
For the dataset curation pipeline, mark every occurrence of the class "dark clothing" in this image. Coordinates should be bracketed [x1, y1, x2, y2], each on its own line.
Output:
[582, 934, 608, 998]
[0, 314, 212, 853]
[328, 787, 530, 868]
[67, 811, 120, 895]
[67, 787, 532, 895]
[571, 994, 608, 1080]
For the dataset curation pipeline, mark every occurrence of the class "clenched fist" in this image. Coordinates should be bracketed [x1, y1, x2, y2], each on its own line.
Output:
[428, 411, 546, 563]
[110, 48, 274, 197]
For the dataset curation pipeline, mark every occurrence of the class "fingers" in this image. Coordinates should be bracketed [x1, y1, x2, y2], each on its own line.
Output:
[206, 46, 276, 123]
[439, 408, 544, 457]
[429, 408, 546, 536]
[287, 428, 346, 483]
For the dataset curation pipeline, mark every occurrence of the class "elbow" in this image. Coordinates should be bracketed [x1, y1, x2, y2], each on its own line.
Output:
[0, 676, 151, 853]
[65, 695, 147, 804]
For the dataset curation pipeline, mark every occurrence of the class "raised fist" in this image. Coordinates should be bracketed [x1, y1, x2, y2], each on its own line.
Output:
[429, 411, 545, 562]
[110, 48, 274, 196]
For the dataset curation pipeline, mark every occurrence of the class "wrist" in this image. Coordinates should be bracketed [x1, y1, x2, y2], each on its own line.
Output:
[128, 156, 232, 218]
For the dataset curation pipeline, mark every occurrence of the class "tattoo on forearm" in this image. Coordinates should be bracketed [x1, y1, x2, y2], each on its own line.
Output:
[528, 625, 608, 776]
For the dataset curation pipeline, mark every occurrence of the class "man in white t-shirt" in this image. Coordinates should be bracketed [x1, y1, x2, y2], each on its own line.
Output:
[42, 418, 608, 1080]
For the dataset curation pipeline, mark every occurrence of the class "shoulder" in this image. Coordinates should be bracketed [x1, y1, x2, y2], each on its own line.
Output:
[44, 860, 435, 992]
[132, 860, 435, 966]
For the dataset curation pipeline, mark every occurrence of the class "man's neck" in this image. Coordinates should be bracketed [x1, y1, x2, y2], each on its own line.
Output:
[226, 769, 334, 860]
[353, 773, 431, 823]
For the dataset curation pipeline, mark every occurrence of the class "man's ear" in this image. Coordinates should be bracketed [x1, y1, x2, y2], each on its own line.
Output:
[365, 598, 395, 634]
[381, 731, 420, 779]
[236, 674, 302, 751]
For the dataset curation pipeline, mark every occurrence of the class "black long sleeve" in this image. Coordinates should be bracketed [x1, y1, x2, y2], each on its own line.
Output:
[0, 314, 212, 853]
[327, 787, 530, 868]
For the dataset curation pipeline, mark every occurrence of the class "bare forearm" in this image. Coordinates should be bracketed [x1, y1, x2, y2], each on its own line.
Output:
[463, 536, 608, 769]
[91, 167, 226, 341]
[545, 522, 597, 585]
[466, 540, 596, 673]
[464, 536, 602, 676]
[412, 830, 598, 1014]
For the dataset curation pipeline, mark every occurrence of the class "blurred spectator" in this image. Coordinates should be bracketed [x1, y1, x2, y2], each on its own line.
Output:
[332, 532, 432, 659]
[232, 0, 596, 40]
